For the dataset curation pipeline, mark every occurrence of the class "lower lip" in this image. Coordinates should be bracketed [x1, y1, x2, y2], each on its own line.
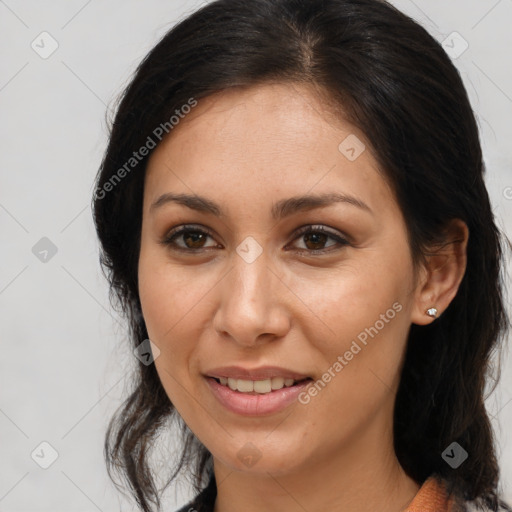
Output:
[205, 377, 312, 416]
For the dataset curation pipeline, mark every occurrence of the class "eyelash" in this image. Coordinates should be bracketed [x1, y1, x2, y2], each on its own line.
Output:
[159, 224, 350, 255]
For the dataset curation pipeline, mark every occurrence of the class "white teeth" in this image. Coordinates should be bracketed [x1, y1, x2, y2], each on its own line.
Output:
[237, 379, 254, 392]
[227, 378, 239, 391]
[253, 380, 272, 393]
[217, 376, 300, 393]
[270, 377, 284, 390]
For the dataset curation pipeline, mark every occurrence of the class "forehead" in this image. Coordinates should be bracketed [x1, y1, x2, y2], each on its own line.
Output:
[143, 82, 394, 217]
[148, 82, 358, 165]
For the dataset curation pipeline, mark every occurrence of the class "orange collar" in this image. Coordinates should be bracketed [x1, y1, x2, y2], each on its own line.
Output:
[404, 476, 457, 512]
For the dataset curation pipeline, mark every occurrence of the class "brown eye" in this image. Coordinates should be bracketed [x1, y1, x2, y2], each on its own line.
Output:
[180, 230, 209, 249]
[160, 225, 219, 252]
[289, 225, 349, 254]
[303, 231, 330, 251]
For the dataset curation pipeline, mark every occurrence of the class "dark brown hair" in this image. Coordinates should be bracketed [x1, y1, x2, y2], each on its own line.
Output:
[92, 0, 512, 510]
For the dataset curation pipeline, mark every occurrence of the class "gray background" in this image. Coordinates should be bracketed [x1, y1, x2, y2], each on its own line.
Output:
[0, 0, 511, 510]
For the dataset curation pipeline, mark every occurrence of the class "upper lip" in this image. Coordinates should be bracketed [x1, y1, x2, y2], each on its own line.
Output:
[205, 366, 311, 381]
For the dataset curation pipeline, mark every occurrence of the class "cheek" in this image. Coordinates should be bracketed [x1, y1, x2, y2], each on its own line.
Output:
[292, 275, 410, 448]
[286, 246, 413, 405]
[287, 255, 410, 344]
[138, 253, 212, 417]
[138, 245, 211, 340]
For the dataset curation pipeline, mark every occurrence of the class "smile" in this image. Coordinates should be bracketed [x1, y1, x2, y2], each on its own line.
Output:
[205, 376, 313, 416]
[214, 376, 310, 394]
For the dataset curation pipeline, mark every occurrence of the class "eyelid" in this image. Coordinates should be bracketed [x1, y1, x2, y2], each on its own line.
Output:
[160, 223, 350, 254]
[287, 224, 350, 253]
[160, 223, 219, 249]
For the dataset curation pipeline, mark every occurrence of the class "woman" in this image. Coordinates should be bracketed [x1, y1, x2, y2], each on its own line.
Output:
[92, 0, 512, 511]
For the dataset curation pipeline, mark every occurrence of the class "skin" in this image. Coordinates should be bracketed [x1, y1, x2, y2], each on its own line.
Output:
[138, 82, 468, 512]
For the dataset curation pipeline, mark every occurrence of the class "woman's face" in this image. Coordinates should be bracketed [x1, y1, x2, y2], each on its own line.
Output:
[138, 82, 427, 476]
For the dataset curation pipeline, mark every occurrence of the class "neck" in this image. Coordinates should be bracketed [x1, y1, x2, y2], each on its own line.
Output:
[212, 412, 420, 512]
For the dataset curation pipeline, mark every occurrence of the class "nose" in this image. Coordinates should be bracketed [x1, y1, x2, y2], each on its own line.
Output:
[212, 250, 291, 347]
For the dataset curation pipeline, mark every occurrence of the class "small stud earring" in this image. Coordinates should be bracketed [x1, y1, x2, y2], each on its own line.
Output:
[426, 307, 438, 319]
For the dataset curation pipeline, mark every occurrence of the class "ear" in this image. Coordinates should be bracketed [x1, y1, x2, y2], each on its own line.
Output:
[411, 218, 469, 326]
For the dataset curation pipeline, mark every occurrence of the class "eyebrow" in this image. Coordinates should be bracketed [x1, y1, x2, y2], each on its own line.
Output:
[150, 191, 373, 219]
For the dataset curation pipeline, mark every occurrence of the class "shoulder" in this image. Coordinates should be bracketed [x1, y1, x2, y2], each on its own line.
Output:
[416, 474, 511, 512]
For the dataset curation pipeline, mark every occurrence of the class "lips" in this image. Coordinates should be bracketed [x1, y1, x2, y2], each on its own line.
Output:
[205, 375, 313, 415]
[205, 365, 310, 381]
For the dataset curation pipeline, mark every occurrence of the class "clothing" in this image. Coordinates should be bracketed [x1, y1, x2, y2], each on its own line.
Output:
[405, 475, 457, 512]
[176, 472, 216, 512]
[175, 472, 502, 512]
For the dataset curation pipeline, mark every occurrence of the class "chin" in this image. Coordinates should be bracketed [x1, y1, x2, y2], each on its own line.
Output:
[217, 441, 308, 476]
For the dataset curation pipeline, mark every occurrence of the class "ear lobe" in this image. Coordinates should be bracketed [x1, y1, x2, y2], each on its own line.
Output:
[411, 219, 469, 326]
